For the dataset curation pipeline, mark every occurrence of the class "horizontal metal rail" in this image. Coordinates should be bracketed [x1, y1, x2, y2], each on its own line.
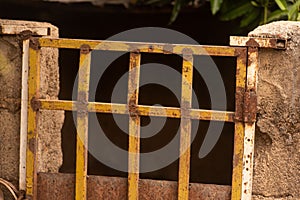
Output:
[34, 99, 235, 122]
[36, 37, 242, 56]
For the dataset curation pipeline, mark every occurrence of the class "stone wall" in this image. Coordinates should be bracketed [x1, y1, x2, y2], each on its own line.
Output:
[249, 21, 300, 199]
[0, 19, 64, 199]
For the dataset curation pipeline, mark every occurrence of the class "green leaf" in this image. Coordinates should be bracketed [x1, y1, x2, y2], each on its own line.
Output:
[275, 0, 288, 10]
[210, 0, 223, 15]
[169, 0, 183, 24]
[220, 2, 254, 21]
[251, 1, 259, 7]
[288, 0, 300, 20]
[240, 7, 260, 27]
[267, 9, 288, 22]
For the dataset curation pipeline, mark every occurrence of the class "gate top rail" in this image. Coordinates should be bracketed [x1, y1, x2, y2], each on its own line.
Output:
[32, 37, 244, 56]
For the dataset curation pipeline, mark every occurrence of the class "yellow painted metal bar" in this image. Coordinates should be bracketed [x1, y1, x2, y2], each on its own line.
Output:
[26, 45, 40, 199]
[75, 47, 91, 200]
[37, 99, 235, 122]
[127, 52, 141, 200]
[178, 53, 193, 200]
[231, 51, 247, 200]
[189, 109, 234, 122]
[38, 38, 237, 56]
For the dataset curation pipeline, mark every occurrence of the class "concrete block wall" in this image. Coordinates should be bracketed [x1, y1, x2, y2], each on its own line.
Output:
[249, 21, 300, 200]
[0, 19, 64, 199]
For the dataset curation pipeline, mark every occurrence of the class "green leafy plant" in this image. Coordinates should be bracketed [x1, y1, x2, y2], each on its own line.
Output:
[138, 0, 300, 28]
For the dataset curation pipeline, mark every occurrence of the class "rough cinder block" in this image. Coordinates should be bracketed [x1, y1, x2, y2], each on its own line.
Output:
[0, 19, 64, 199]
[248, 21, 300, 199]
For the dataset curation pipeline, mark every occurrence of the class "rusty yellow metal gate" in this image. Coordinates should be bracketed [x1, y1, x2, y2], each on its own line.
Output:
[25, 36, 266, 200]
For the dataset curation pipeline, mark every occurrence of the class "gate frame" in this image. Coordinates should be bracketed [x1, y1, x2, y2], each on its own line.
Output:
[23, 36, 286, 200]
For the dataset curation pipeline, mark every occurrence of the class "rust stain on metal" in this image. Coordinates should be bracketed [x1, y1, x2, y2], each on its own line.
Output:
[148, 45, 154, 52]
[163, 44, 174, 54]
[37, 173, 231, 200]
[80, 44, 91, 54]
[233, 152, 241, 168]
[18, 30, 33, 40]
[129, 45, 140, 53]
[182, 48, 193, 55]
[28, 138, 35, 153]
[30, 97, 41, 111]
[234, 48, 247, 64]
[234, 87, 244, 122]
[243, 90, 257, 123]
[29, 38, 40, 50]
[245, 38, 259, 47]
[128, 94, 139, 118]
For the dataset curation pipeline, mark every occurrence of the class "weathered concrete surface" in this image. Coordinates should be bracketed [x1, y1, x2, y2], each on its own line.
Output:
[248, 21, 300, 199]
[0, 19, 64, 198]
[37, 172, 231, 200]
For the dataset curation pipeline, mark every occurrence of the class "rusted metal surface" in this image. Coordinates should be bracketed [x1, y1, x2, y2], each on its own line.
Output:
[243, 90, 257, 123]
[18, 30, 33, 41]
[234, 87, 245, 122]
[29, 38, 40, 50]
[127, 52, 141, 200]
[80, 44, 91, 55]
[241, 47, 259, 200]
[230, 36, 287, 49]
[37, 173, 231, 200]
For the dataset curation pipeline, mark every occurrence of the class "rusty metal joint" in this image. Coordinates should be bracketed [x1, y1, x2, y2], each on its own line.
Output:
[29, 38, 40, 50]
[163, 44, 174, 54]
[243, 89, 257, 123]
[128, 95, 139, 118]
[30, 97, 41, 111]
[128, 103, 139, 118]
[230, 36, 287, 50]
[80, 44, 91, 54]
[18, 30, 33, 41]
[182, 48, 193, 56]
[75, 101, 88, 113]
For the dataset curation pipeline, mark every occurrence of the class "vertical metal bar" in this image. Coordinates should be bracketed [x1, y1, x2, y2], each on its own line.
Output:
[26, 41, 41, 200]
[127, 52, 141, 200]
[75, 45, 91, 200]
[241, 47, 258, 200]
[20, 39, 29, 191]
[178, 52, 193, 200]
[231, 50, 247, 200]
